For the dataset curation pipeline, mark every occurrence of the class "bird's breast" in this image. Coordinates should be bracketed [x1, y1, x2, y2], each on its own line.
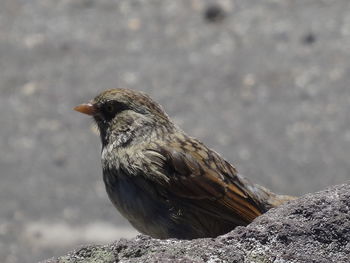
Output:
[102, 167, 177, 238]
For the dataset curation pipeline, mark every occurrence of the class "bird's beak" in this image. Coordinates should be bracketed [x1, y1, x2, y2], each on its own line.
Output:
[74, 103, 97, 116]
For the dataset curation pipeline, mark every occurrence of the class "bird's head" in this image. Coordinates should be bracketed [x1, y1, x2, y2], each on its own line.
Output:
[74, 89, 172, 146]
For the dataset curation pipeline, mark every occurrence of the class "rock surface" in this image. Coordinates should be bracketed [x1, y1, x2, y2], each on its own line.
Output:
[44, 183, 350, 263]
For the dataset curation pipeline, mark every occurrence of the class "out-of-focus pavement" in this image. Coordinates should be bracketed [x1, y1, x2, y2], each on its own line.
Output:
[1, 0, 350, 262]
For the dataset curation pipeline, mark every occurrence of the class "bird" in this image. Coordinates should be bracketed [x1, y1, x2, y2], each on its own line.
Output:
[74, 88, 296, 239]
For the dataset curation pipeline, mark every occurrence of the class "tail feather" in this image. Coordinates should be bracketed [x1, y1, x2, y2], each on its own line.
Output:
[253, 184, 297, 210]
[235, 174, 297, 214]
[266, 193, 298, 208]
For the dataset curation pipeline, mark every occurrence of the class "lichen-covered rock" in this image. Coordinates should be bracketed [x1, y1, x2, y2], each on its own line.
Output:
[44, 183, 350, 263]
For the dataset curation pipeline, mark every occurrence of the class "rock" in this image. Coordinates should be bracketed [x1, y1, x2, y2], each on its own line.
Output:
[43, 183, 350, 263]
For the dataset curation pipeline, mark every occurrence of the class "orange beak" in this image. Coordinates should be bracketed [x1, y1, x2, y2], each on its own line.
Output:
[74, 103, 97, 116]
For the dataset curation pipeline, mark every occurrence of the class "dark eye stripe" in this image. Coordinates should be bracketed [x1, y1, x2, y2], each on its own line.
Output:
[101, 101, 129, 121]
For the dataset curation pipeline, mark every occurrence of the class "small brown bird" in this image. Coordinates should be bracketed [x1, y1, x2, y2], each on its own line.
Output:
[75, 89, 295, 239]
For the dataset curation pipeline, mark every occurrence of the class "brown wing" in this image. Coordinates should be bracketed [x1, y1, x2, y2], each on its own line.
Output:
[144, 138, 265, 225]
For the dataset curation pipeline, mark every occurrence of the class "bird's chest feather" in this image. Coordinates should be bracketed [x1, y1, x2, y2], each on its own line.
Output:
[101, 144, 176, 237]
[104, 168, 182, 238]
[101, 144, 149, 216]
[100, 140, 200, 238]
[103, 168, 152, 221]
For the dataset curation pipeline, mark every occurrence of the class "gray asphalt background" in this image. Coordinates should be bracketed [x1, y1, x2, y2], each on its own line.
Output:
[1, 0, 350, 262]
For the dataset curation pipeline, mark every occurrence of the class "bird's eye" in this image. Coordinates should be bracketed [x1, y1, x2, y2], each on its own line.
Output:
[101, 101, 129, 120]
[105, 104, 114, 113]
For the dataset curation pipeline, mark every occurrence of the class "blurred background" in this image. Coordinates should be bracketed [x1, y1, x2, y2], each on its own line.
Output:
[1, 0, 350, 262]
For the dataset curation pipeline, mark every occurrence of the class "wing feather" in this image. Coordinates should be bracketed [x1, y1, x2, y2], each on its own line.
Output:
[144, 139, 264, 224]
